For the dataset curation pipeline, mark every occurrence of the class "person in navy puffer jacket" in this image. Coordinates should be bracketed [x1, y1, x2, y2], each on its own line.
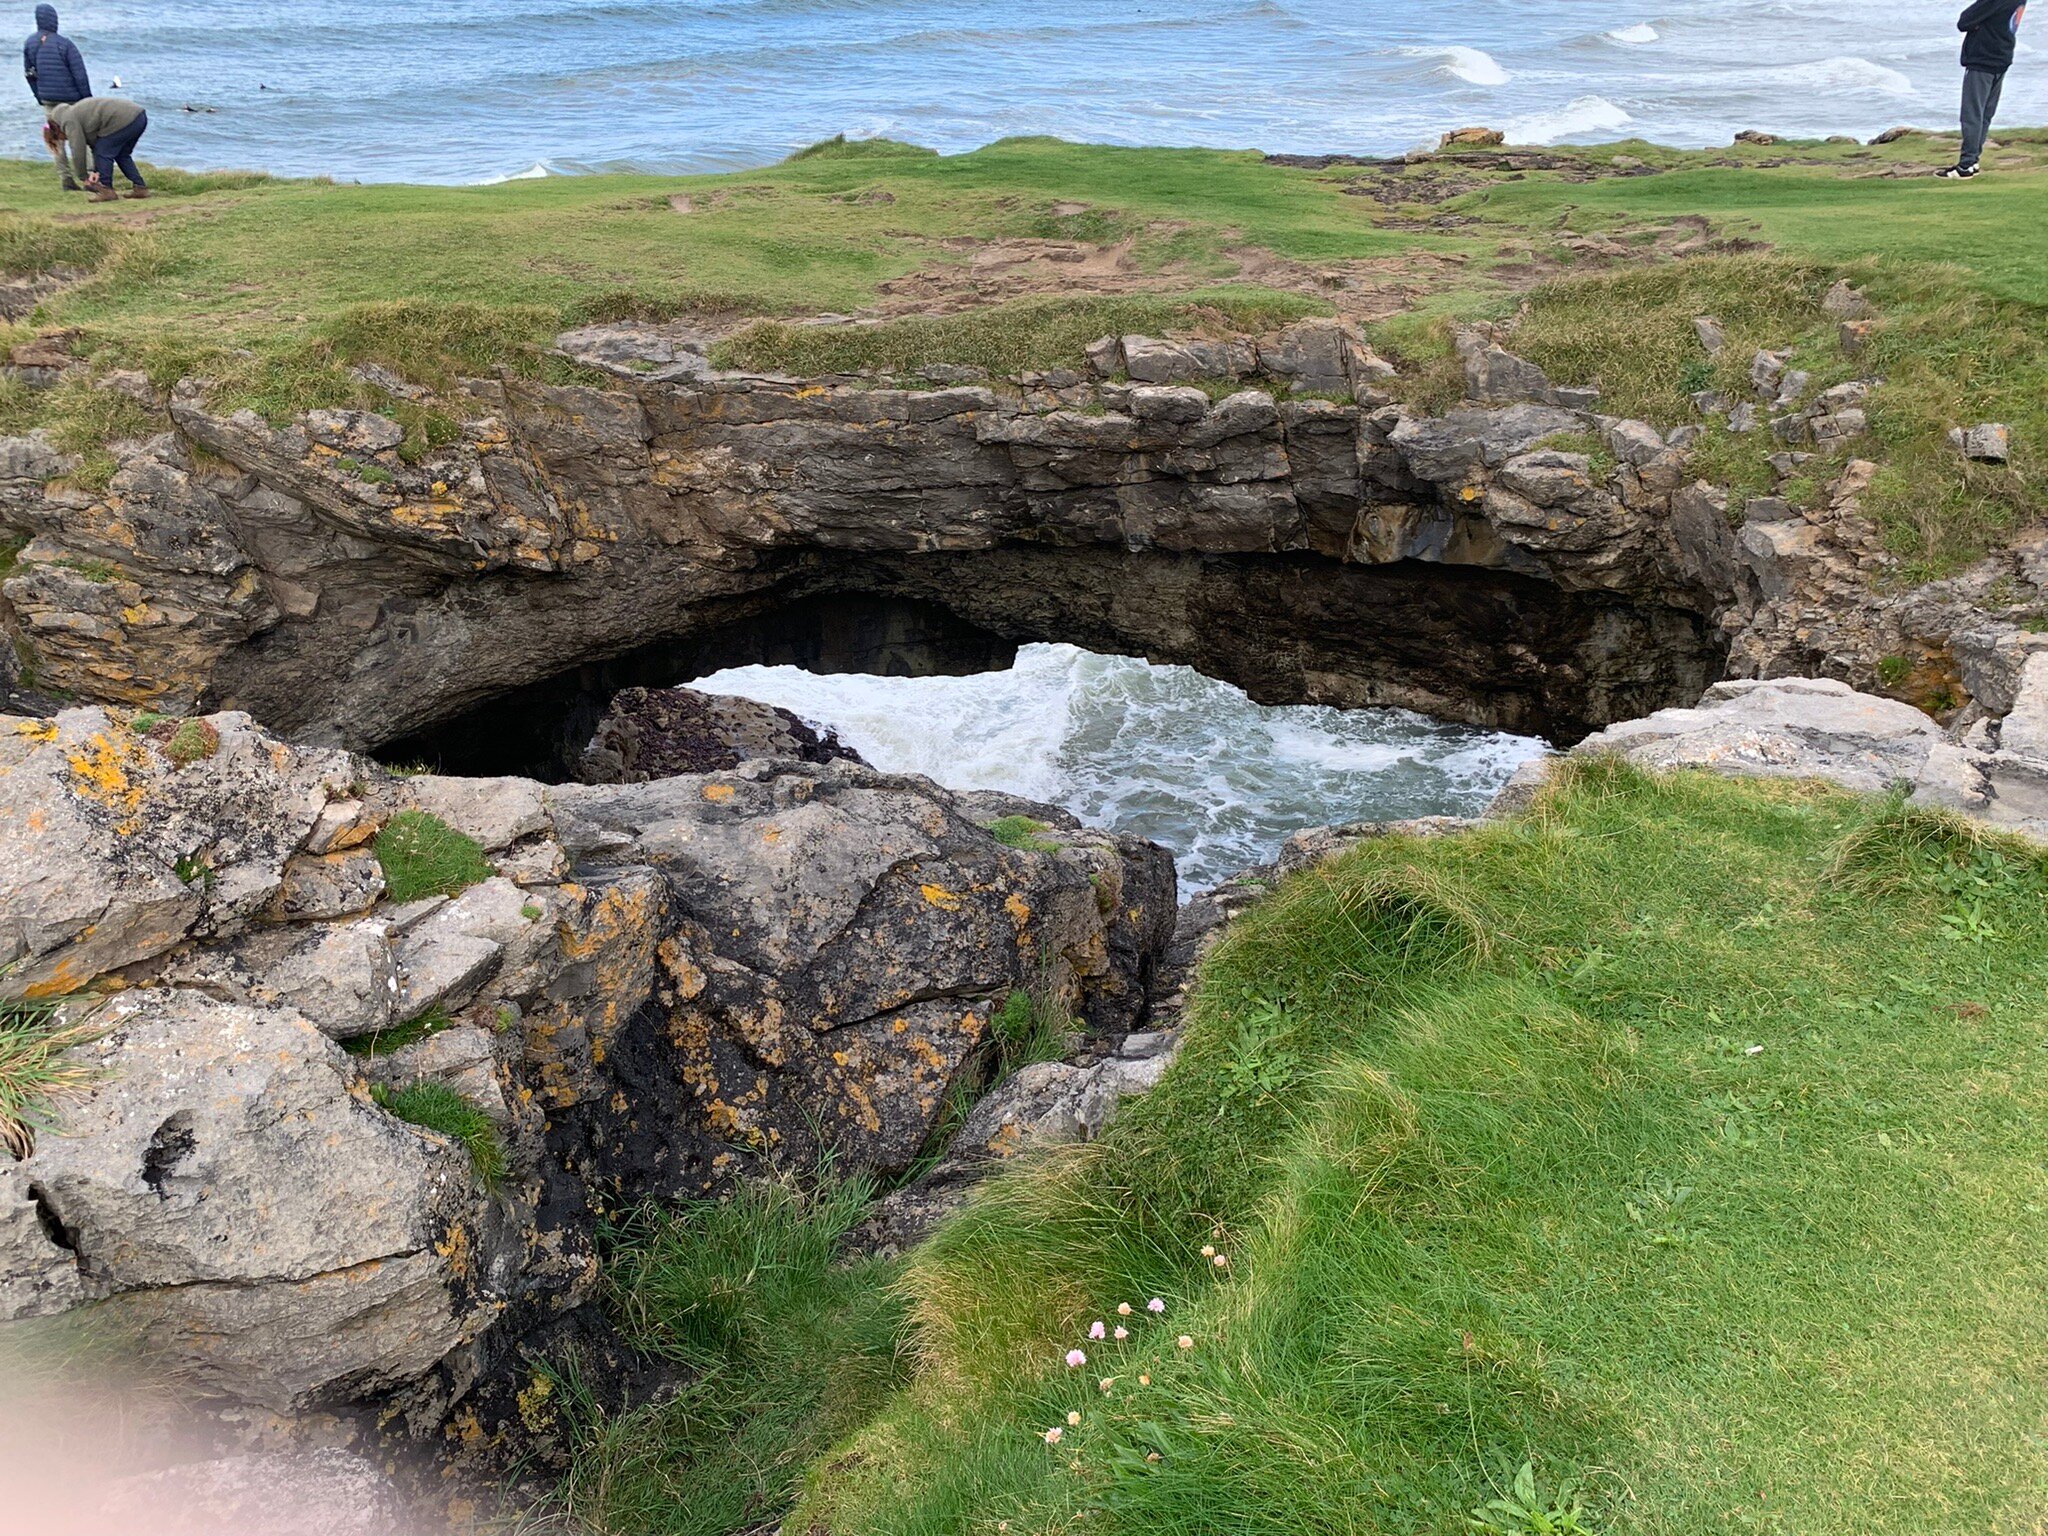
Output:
[23, 5, 90, 190]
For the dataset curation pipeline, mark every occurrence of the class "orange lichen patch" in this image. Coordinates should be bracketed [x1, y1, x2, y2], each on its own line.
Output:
[10, 719, 58, 742]
[435, 1221, 475, 1283]
[701, 783, 736, 803]
[21, 954, 88, 999]
[658, 936, 708, 1000]
[1005, 892, 1033, 927]
[920, 883, 963, 911]
[1459, 484, 1484, 503]
[761, 825, 783, 844]
[64, 729, 150, 832]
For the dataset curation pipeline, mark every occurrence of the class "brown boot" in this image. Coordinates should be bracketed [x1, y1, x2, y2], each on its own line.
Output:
[124, 187, 150, 200]
[89, 187, 119, 203]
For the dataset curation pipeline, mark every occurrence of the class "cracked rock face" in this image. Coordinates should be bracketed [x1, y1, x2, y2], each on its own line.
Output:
[0, 329, 1739, 750]
[0, 706, 1173, 1452]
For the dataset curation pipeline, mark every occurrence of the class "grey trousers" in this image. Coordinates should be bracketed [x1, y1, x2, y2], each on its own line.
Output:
[1961, 67, 2005, 169]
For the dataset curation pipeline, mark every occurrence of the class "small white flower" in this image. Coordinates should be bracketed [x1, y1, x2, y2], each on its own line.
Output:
[1044, 1426, 1063, 1445]
[1114, 1325, 1129, 1341]
[1067, 1410, 1082, 1427]
[1147, 1297, 1166, 1313]
[1212, 1253, 1229, 1269]
[1176, 1335, 1194, 1351]
[1200, 1244, 1216, 1258]
[1117, 1302, 1133, 1317]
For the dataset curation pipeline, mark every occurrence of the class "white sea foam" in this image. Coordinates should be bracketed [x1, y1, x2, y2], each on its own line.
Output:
[1605, 23, 1660, 45]
[1507, 95, 1635, 145]
[688, 643, 1542, 889]
[1400, 45, 1511, 87]
[474, 162, 552, 185]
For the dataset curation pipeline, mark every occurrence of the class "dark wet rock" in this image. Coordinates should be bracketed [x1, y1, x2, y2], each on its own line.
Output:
[575, 683, 867, 783]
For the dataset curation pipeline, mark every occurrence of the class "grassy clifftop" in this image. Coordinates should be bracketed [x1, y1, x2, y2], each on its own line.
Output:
[1, 130, 2047, 572]
[552, 767, 2048, 1536]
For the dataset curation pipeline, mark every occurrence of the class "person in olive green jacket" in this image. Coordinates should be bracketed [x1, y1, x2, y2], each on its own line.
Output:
[43, 94, 148, 201]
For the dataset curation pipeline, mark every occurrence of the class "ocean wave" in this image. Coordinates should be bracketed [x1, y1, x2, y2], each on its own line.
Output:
[1507, 95, 1635, 145]
[1605, 22, 1660, 45]
[688, 643, 1535, 888]
[1398, 45, 1511, 87]
[1741, 56, 1914, 96]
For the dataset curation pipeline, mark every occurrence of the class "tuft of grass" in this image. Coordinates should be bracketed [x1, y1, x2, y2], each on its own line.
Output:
[370, 1080, 506, 1190]
[787, 767, 2048, 1536]
[158, 717, 220, 767]
[342, 1004, 456, 1059]
[985, 815, 1063, 854]
[0, 996, 98, 1157]
[547, 1175, 909, 1536]
[0, 214, 116, 279]
[372, 809, 494, 904]
[989, 987, 1075, 1075]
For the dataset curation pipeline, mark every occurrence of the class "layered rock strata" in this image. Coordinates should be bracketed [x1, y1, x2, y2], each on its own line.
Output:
[0, 319, 1742, 753]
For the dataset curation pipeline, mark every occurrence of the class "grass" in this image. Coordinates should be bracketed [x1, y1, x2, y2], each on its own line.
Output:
[369, 1080, 506, 1190]
[0, 132, 2044, 570]
[372, 810, 494, 904]
[985, 815, 1065, 855]
[545, 1175, 910, 1536]
[780, 764, 2048, 1536]
[341, 1004, 457, 1059]
[0, 995, 98, 1156]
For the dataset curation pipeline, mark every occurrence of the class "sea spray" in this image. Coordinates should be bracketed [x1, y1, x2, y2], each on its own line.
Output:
[689, 644, 1543, 890]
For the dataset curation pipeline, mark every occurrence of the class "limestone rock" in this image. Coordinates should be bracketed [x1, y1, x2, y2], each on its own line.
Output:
[1950, 423, 2012, 464]
[1574, 677, 1950, 795]
[0, 709, 353, 998]
[576, 684, 867, 783]
[1455, 330, 1600, 410]
[0, 989, 502, 1410]
[1440, 127, 1506, 148]
[394, 773, 548, 852]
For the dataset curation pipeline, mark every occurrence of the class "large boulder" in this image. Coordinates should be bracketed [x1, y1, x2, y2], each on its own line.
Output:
[575, 684, 867, 783]
[1, 989, 509, 1412]
[545, 758, 1175, 1175]
[1573, 677, 1950, 794]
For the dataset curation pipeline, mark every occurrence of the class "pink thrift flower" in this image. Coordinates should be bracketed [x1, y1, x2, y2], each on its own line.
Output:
[1089, 1320, 1106, 1340]
[1147, 1298, 1166, 1314]
[1066, 1349, 1087, 1368]
[1067, 1410, 1083, 1427]
[1114, 1326, 1129, 1341]
[1117, 1302, 1133, 1317]
[1177, 1335, 1194, 1351]
[1044, 1426, 1063, 1446]
[1200, 1244, 1216, 1258]
[1212, 1254, 1229, 1269]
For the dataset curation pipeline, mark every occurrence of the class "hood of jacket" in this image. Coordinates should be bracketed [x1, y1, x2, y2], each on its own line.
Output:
[34, 6, 58, 32]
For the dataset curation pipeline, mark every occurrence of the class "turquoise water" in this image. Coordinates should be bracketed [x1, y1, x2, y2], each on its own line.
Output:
[11, 1, 2039, 184]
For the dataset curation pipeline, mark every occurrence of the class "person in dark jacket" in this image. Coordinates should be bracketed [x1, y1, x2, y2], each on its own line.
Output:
[21, 4, 89, 190]
[45, 95, 147, 201]
[1942, 1, 2027, 177]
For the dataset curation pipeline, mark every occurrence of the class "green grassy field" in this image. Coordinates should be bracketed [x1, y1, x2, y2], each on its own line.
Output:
[1, 131, 2046, 568]
[641, 766, 2047, 1536]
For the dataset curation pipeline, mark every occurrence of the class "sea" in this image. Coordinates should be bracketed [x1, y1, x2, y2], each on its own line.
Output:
[11, 0, 2040, 186]
[15, 0, 2029, 881]
[690, 646, 1543, 889]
